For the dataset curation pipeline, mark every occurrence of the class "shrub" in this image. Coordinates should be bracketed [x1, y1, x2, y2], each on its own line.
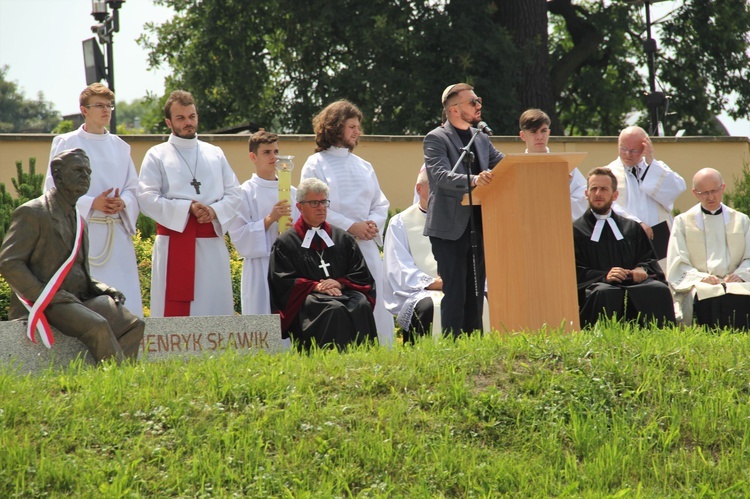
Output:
[0, 275, 10, 321]
[136, 213, 156, 239]
[0, 157, 44, 241]
[724, 159, 750, 214]
[133, 231, 154, 317]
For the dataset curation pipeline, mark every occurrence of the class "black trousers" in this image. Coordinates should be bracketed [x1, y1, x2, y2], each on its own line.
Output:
[430, 224, 485, 337]
[403, 297, 434, 344]
[579, 279, 675, 328]
[694, 294, 750, 330]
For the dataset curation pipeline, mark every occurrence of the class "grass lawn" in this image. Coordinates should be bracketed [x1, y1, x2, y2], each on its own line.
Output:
[1, 321, 749, 497]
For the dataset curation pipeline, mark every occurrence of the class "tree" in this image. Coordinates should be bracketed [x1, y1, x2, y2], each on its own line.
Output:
[114, 96, 166, 134]
[658, 0, 750, 135]
[140, 1, 750, 136]
[0, 66, 61, 133]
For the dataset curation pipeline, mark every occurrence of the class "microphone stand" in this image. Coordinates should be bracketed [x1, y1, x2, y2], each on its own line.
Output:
[450, 126, 482, 299]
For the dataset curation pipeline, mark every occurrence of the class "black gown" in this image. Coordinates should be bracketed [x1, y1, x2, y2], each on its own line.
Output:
[268, 220, 377, 349]
[573, 210, 675, 328]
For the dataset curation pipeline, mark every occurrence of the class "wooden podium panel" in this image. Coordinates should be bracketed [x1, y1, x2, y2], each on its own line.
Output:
[463, 153, 587, 333]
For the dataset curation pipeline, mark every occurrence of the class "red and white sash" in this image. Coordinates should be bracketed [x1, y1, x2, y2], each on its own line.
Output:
[17, 209, 84, 348]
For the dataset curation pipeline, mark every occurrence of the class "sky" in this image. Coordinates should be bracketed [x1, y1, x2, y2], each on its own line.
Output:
[0, 0, 173, 116]
[0, 0, 748, 136]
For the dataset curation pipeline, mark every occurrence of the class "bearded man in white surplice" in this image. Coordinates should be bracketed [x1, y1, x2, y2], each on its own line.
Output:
[137, 90, 241, 317]
[300, 100, 394, 346]
[666, 168, 750, 329]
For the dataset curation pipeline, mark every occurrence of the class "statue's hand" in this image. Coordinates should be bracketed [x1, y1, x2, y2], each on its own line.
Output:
[50, 290, 82, 305]
[103, 287, 126, 305]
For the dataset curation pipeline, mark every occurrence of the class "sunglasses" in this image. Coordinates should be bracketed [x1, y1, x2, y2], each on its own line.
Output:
[452, 97, 482, 107]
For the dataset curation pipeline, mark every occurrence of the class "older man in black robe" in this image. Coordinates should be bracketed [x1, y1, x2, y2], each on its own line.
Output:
[268, 178, 377, 349]
[573, 167, 675, 328]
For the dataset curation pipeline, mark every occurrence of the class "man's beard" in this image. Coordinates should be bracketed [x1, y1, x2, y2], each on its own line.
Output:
[590, 200, 613, 215]
[341, 137, 358, 150]
[173, 126, 197, 139]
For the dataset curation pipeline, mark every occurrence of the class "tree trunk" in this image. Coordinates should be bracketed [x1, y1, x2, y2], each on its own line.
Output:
[494, 0, 560, 134]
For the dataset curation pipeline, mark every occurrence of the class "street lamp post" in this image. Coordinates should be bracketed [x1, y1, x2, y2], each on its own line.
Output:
[89, 0, 125, 132]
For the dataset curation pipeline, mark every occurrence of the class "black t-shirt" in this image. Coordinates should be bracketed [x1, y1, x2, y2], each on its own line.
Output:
[454, 127, 480, 175]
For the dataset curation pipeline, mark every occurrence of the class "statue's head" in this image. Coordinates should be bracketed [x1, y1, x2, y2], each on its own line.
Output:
[50, 148, 91, 201]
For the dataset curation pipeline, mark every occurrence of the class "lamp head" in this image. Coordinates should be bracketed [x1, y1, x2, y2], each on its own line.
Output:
[91, 0, 108, 22]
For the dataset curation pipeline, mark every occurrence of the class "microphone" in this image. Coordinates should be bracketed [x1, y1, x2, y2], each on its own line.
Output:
[476, 121, 493, 135]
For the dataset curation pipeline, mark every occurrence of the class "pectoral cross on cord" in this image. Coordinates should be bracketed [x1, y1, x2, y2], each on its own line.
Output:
[317, 250, 331, 277]
[170, 143, 202, 195]
[190, 178, 201, 194]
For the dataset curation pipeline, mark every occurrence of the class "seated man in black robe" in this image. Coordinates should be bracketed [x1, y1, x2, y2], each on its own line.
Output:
[268, 178, 377, 349]
[573, 167, 675, 328]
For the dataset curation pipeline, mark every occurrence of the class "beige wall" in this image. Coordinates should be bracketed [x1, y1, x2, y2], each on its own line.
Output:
[2, 134, 749, 213]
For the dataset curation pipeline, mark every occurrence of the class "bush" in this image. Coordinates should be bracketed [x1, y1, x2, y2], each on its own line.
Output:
[0, 275, 10, 321]
[724, 159, 750, 214]
[52, 120, 74, 134]
[136, 213, 156, 239]
[0, 157, 43, 242]
[133, 231, 154, 317]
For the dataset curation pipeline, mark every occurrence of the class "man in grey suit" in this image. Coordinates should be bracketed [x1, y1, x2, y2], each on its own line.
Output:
[0, 148, 144, 363]
[423, 83, 504, 337]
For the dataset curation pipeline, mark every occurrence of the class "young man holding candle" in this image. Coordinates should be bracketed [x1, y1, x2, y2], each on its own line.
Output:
[228, 131, 300, 316]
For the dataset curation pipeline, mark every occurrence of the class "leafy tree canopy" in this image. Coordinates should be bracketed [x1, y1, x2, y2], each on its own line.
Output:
[0, 66, 61, 133]
[139, 0, 750, 136]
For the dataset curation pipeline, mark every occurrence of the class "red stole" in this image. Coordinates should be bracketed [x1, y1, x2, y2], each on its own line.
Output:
[157, 215, 219, 316]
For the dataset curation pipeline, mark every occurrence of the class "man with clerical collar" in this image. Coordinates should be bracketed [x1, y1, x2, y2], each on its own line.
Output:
[666, 168, 750, 329]
[423, 83, 504, 337]
[573, 167, 675, 328]
[268, 178, 377, 350]
[0, 149, 144, 363]
[137, 90, 241, 317]
[300, 100, 393, 346]
[606, 125, 686, 239]
[519, 108, 588, 220]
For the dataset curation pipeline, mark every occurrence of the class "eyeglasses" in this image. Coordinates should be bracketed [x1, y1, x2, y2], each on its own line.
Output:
[694, 187, 724, 198]
[84, 103, 115, 110]
[299, 199, 330, 208]
[452, 97, 482, 108]
[618, 146, 641, 155]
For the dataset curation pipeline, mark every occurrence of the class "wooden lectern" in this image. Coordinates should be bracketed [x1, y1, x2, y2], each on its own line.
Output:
[463, 152, 587, 333]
